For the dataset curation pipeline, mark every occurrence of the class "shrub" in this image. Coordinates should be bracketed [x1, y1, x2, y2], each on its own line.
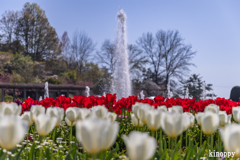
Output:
[45, 78, 62, 84]
[68, 70, 77, 82]
[4, 95, 13, 102]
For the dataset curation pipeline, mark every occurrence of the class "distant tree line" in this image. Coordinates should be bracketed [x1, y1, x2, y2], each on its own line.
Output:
[0, 2, 214, 98]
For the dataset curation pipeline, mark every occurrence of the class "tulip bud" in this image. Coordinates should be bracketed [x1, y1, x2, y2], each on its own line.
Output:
[76, 118, 119, 154]
[30, 105, 45, 123]
[184, 112, 195, 128]
[161, 112, 185, 137]
[65, 116, 75, 126]
[76, 108, 91, 121]
[220, 123, 240, 158]
[46, 107, 64, 127]
[0, 102, 22, 116]
[195, 112, 204, 126]
[157, 105, 167, 112]
[182, 113, 191, 131]
[122, 131, 156, 160]
[138, 103, 152, 124]
[106, 112, 117, 122]
[132, 102, 142, 119]
[35, 114, 57, 136]
[0, 116, 28, 150]
[21, 111, 33, 126]
[146, 110, 162, 131]
[232, 107, 240, 123]
[65, 107, 79, 125]
[168, 105, 183, 113]
[90, 105, 108, 119]
[219, 111, 231, 127]
[204, 104, 219, 114]
[131, 113, 144, 127]
[201, 111, 219, 135]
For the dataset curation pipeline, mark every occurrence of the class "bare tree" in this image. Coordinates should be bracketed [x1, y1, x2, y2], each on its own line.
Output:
[137, 30, 196, 89]
[96, 40, 147, 77]
[0, 10, 19, 49]
[137, 32, 163, 85]
[128, 44, 148, 79]
[96, 39, 116, 74]
[70, 31, 96, 74]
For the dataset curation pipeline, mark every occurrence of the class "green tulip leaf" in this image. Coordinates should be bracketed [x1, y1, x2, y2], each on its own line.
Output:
[105, 143, 119, 160]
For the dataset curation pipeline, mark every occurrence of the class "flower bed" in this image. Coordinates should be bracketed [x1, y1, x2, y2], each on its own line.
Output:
[0, 95, 238, 159]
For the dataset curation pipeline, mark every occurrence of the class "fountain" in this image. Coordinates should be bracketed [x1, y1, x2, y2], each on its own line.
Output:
[201, 81, 206, 100]
[85, 86, 90, 97]
[170, 91, 173, 98]
[44, 82, 49, 99]
[185, 87, 189, 98]
[140, 90, 145, 99]
[111, 8, 132, 99]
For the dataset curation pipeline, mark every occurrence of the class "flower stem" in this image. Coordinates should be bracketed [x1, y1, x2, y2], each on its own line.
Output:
[155, 130, 158, 140]
[52, 128, 56, 143]
[185, 129, 188, 148]
[208, 135, 210, 155]
[200, 129, 202, 147]
[160, 129, 162, 153]
[211, 134, 213, 151]
[38, 136, 43, 160]
[219, 131, 222, 151]
[180, 134, 182, 153]
[168, 136, 171, 150]
[69, 126, 73, 149]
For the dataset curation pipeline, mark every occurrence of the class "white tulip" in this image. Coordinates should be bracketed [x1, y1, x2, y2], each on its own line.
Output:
[182, 113, 191, 131]
[201, 111, 219, 135]
[90, 105, 108, 119]
[106, 112, 117, 122]
[219, 111, 231, 127]
[0, 102, 22, 116]
[161, 112, 185, 137]
[35, 114, 57, 136]
[76, 108, 91, 121]
[65, 107, 79, 125]
[168, 105, 183, 113]
[46, 107, 64, 127]
[195, 112, 204, 126]
[232, 107, 240, 123]
[30, 105, 45, 123]
[132, 102, 142, 119]
[76, 118, 119, 154]
[0, 116, 28, 150]
[131, 114, 144, 127]
[185, 112, 195, 128]
[21, 111, 33, 126]
[65, 117, 76, 127]
[138, 103, 152, 124]
[204, 104, 219, 114]
[146, 110, 162, 131]
[220, 123, 240, 158]
[157, 105, 167, 112]
[122, 131, 156, 160]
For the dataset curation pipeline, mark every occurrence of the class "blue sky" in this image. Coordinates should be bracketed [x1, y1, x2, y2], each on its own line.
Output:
[1, 0, 240, 99]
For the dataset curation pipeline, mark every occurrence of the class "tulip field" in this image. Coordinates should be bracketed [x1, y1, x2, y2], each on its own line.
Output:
[0, 94, 240, 160]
